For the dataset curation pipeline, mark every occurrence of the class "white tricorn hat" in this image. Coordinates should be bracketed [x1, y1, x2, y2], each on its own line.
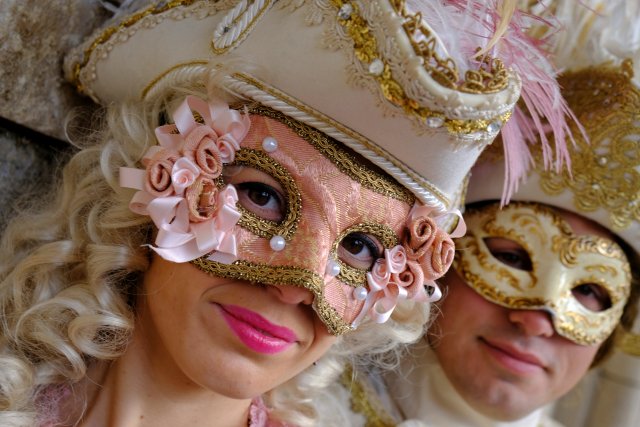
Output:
[64, 0, 569, 225]
[466, 0, 640, 348]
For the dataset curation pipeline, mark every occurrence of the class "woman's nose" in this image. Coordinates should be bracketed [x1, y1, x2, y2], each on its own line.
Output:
[508, 309, 555, 338]
[266, 284, 314, 305]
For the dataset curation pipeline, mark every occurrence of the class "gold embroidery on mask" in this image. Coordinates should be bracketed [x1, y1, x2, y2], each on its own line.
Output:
[244, 104, 414, 203]
[558, 309, 618, 346]
[191, 257, 353, 335]
[536, 61, 640, 231]
[455, 255, 546, 308]
[574, 275, 629, 306]
[455, 237, 524, 292]
[332, 223, 401, 287]
[552, 234, 628, 268]
[227, 148, 301, 240]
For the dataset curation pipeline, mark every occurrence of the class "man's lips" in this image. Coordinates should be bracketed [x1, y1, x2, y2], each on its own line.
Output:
[218, 303, 298, 354]
[480, 337, 546, 373]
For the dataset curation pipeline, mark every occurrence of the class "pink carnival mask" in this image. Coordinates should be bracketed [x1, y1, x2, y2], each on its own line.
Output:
[120, 96, 457, 335]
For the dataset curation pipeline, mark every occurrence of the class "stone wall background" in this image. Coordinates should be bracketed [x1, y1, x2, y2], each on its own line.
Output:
[0, 0, 110, 232]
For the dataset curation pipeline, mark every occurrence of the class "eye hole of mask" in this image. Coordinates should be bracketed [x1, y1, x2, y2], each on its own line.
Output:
[338, 232, 383, 270]
[571, 283, 612, 312]
[484, 237, 533, 271]
[224, 166, 286, 222]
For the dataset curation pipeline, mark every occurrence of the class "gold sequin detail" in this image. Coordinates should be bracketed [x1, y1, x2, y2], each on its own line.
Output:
[227, 148, 301, 240]
[245, 104, 414, 203]
[191, 258, 353, 335]
[331, 0, 511, 136]
[340, 366, 396, 427]
[332, 223, 401, 287]
[536, 60, 640, 231]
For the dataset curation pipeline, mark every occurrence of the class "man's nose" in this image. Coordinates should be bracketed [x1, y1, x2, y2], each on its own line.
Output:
[266, 284, 314, 305]
[508, 309, 555, 338]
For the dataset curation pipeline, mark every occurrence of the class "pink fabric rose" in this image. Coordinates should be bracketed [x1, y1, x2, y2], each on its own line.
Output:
[419, 230, 455, 280]
[404, 215, 438, 261]
[145, 150, 179, 197]
[182, 126, 223, 178]
[171, 157, 200, 196]
[392, 259, 426, 300]
[185, 176, 219, 222]
[217, 133, 241, 164]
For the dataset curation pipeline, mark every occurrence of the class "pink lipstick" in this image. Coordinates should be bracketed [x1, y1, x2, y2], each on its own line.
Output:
[218, 304, 297, 354]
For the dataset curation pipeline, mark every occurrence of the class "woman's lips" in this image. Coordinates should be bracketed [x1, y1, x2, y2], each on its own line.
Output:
[480, 338, 546, 374]
[218, 304, 298, 354]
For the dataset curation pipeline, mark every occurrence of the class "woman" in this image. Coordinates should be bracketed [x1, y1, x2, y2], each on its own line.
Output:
[0, 1, 568, 426]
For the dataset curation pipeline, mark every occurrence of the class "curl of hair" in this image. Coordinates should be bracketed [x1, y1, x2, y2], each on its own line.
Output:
[0, 81, 195, 425]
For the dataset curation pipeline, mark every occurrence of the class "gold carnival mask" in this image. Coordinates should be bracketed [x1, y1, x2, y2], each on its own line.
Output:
[455, 202, 631, 345]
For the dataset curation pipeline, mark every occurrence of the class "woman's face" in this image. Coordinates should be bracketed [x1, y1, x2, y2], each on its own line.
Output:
[138, 255, 335, 399]
[134, 109, 413, 398]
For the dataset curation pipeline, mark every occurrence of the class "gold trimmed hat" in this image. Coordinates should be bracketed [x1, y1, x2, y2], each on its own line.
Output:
[467, 0, 640, 259]
[63, 0, 542, 223]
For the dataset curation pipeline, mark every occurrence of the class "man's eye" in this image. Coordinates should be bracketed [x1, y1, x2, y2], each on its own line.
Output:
[338, 232, 382, 270]
[235, 182, 285, 222]
[484, 237, 533, 271]
[572, 283, 612, 312]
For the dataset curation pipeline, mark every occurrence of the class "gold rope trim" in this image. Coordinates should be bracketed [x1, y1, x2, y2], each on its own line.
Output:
[340, 365, 397, 427]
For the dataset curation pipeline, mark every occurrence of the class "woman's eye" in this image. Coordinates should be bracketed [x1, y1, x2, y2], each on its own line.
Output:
[235, 182, 285, 222]
[572, 283, 612, 312]
[338, 232, 382, 270]
[484, 237, 533, 271]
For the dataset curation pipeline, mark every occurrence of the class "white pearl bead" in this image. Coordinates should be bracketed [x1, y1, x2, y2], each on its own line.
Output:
[426, 284, 442, 302]
[325, 259, 341, 277]
[353, 286, 368, 301]
[269, 235, 286, 251]
[262, 136, 278, 152]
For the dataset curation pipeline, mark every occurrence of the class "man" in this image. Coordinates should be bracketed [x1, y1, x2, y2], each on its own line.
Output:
[344, 2, 640, 425]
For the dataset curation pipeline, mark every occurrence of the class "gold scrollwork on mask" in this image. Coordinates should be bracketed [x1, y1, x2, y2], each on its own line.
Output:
[191, 257, 353, 335]
[455, 256, 546, 308]
[332, 223, 400, 287]
[455, 237, 524, 292]
[228, 148, 301, 240]
[558, 310, 614, 346]
[552, 234, 628, 268]
[245, 104, 414, 203]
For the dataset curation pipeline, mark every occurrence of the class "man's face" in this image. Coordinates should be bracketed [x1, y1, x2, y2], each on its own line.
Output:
[430, 205, 620, 421]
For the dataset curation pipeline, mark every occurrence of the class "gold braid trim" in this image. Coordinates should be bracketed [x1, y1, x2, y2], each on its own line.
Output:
[341, 365, 397, 427]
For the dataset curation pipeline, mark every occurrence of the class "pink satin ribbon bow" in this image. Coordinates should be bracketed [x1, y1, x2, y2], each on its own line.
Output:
[119, 95, 251, 263]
